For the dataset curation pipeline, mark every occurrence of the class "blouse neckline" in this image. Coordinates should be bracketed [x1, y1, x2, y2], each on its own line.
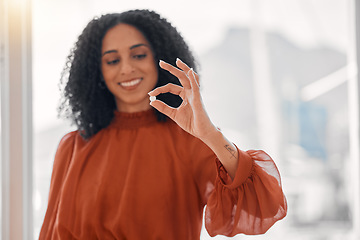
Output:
[111, 108, 158, 129]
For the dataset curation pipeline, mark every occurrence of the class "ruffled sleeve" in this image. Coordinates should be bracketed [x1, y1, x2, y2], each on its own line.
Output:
[205, 148, 287, 237]
[39, 131, 77, 239]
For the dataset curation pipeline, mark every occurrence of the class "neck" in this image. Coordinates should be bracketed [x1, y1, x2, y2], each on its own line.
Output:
[116, 101, 152, 113]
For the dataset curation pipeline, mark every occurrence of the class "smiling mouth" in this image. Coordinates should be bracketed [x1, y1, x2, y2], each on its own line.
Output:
[118, 78, 143, 88]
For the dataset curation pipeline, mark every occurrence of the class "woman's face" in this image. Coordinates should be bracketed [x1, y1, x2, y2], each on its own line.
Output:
[101, 23, 158, 112]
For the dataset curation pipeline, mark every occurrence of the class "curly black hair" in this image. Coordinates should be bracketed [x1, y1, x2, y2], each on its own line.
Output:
[58, 9, 198, 139]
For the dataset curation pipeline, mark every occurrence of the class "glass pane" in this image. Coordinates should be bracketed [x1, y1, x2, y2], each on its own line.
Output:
[199, 1, 353, 239]
[0, 0, 4, 236]
[32, 0, 78, 237]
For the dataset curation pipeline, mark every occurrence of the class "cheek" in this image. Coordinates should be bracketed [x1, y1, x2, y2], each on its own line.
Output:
[145, 60, 158, 83]
[150, 66, 158, 80]
[148, 68, 158, 88]
[101, 66, 117, 83]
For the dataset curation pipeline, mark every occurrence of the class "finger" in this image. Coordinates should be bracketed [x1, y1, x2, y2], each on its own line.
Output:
[150, 99, 177, 120]
[148, 83, 185, 99]
[187, 68, 200, 90]
[175, 58, 191, 73]
[193, 69, 200, 86]
[159, 60, 191, 89]
[176, 58, 200, 86]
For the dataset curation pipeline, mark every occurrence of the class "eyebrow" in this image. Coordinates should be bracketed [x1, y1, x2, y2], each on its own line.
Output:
[102, 50, 117, 56]
[102, 43, 149, 56]
[130, 43, 148, 49]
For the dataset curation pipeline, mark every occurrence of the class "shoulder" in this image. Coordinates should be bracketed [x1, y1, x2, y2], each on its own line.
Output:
[60, 130, 78, 142]
[58, 131, 78, 147]
[55, 130, 81, 157]
[51, 131, 80, 181]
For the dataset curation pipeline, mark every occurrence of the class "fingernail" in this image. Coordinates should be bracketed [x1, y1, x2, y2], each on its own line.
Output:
[159, 60, 164, 66]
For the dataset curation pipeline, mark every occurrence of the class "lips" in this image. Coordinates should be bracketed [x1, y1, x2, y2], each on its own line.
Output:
[118, 78, 143, 89]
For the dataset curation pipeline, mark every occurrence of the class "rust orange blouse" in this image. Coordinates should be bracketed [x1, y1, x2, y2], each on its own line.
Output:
[40, 109, 287, 239]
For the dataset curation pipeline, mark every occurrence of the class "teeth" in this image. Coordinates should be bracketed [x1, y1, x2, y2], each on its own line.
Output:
[120, 78, 142, 87]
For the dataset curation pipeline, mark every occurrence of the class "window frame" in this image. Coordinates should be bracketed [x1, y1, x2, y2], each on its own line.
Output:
[1, 0, 33, 239]
[352, 0, 360, 238]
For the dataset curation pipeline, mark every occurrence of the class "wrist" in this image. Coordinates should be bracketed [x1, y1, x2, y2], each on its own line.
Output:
[199, 126, 223, 146]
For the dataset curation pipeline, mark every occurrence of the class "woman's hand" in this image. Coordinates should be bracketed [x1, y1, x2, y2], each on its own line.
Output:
[149, 58, 239, 179]
[148, 58, 217, 141]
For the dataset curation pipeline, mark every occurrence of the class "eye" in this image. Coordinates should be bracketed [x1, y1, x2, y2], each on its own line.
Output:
[107, 59, 119, 65]
[133, 54, 147, 60]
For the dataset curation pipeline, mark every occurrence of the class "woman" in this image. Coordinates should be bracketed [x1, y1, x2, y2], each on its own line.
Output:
[40, 9, 287, 239]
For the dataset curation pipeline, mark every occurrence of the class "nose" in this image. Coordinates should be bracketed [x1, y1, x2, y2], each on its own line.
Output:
[120, 60, 135, 75]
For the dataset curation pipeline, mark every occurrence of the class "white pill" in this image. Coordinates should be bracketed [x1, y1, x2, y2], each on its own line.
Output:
[149, 96, 156, 102]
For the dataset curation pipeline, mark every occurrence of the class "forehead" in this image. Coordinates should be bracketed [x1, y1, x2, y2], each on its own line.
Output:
[102, 23, 149, 51]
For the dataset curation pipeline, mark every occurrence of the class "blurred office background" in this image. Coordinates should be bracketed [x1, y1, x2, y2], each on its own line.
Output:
[1, 0, 359, 239]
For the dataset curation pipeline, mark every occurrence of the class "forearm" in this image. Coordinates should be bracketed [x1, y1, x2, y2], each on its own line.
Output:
[200, 127, 239, 180]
